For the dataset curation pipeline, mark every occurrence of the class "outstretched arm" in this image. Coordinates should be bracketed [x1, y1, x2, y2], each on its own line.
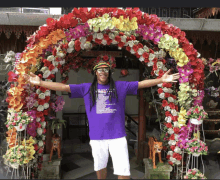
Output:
[138, 69, 180, 89]
[23, 72, 70, 92]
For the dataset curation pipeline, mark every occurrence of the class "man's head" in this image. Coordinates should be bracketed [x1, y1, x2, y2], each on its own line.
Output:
[93, 61, 110, 85]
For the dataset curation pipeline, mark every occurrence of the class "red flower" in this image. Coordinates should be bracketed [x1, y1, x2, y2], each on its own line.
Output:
[115, 35, 121, 42]
[166, 123, 172, 128]
[36, 111, 43, 118]
[172, 116, 178, 122]
[169, 134, 175, 140]
[158, 88, 163, 94]
[165, 111, 171, 117]
[47, 74, 55, 80]
[49, 64, 55, 71]
[170, 145, 176, 151]
[39, 87, 47, 93]
[103, 55, 109, 61]
[52, 48, 57, 56]
[107, 39, 112, 45]
[132, 45, 138, 52]
[38, 99, 45, 105]
[95, 38, 102, 44]
[34, 94, 39, 99]
[44, 60, 52, 67]
[142, 52, 149, 59]
[8, 71, 18, 82]
[118, 42, 125, 48]
[38, 148, 43, 154]
[44, 96, 50, 102]
[166, 155, 171, 160]
[34, 144, 39, 151]
[162, 100, 168, 107]
[38, 74, 43, 79]
[164, 93, 170, 98]
[126, 46, 131, 52]
[168, 161, 173, 166]
[103, 34, 109, 41]
[87, 35, 93, 42]
[173, 127, 180, 134]
[40, 116, 45, 122]
[43, 109, 48, 115]
[43, 128, 47, 134]
[37, 122, 41, 128]
[169, 102, 175, 109]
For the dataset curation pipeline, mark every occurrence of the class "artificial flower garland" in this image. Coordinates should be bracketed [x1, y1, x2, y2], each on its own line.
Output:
[5, 8, 206, 174]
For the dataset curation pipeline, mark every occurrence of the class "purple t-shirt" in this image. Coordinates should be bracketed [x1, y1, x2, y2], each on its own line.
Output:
[68, 81, 139, 140]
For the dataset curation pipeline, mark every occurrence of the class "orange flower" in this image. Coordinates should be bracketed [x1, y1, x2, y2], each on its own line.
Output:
[14, 103, 24, 112]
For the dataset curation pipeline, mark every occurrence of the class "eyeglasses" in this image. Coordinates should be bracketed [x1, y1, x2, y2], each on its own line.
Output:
[97, 68, 109, 73]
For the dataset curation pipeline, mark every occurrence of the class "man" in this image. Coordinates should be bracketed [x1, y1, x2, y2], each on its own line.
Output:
[24, 60, 179, 179]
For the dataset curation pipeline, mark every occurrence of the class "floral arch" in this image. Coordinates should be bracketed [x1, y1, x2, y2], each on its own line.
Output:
[5, 7, 205, 176]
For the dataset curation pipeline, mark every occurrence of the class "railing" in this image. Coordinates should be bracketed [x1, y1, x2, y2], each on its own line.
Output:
[0, 7, 50, 14]
[141, 7, 199, 18]
[125, 113, 138, 137]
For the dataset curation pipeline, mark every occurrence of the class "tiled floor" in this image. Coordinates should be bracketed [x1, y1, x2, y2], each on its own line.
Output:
[60, 139, 145, 179]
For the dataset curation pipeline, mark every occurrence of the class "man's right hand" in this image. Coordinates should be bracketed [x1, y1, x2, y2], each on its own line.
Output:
[23, 72, 41, 86]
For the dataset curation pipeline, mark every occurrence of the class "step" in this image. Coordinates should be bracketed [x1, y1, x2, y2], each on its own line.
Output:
[204, 119, 220, 122]
[203, 130, 220, 134]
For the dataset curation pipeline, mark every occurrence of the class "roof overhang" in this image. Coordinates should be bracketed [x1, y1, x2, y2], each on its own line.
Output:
[0, 13, 220, 32]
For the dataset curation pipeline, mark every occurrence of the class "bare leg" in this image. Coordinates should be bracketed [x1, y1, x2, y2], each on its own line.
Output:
[118, 175, 130, 179]
[96, 168, 107, 179]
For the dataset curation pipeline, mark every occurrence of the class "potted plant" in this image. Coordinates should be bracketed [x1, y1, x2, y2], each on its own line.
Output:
[5, 109, 34, 131]
[185, 138, 208, 157]
[48, 117, 66, 133]
[185, 106, 208, 125]
[184, 168, 207, 179]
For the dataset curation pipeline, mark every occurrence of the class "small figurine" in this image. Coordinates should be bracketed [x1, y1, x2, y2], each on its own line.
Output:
[148, 136, 163, 169]
[49, 133, 61, 162]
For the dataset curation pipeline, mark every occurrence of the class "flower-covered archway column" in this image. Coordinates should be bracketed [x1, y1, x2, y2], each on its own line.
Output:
[5, 7, 206, 177]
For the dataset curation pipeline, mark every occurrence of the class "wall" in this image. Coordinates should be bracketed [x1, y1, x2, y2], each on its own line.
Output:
[57, 68, 140, 115]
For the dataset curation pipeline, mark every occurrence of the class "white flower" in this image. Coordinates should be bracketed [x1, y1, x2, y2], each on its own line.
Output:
[43, 103, 49, 109]
[37, 128, 43, 135]
[38, 93, 46, 99]
[165, 116, 172, 123]
[154, 69, 160, 76]
[52, 60, 59, 67]
[33, 101, 38, 107]
[175, 160, 181, 165]
[163, 87, 169, 93]
[173, 122, 179, 127]
[147, 61, 154, 67]
[41, 121, 46, 129]
[149, 53, 156, 61]
[80, 37, 87, 43]
[59, 60, 65, 65]
[168, 128, 174, 134]
[38, 140, 44, 147]
[164, 106, 171, 111]
[47, 55, 55, 61]
[121, 35, 127, 43]
[139, 56, 145, 62]
[171, 109, 178, 116]
[112, 40, 118, 44]
[133, 40, 139, 45]
[42, 135, 46, 141]
[159, 92, 165, 99]
[43, 70, 51, 78]
[157, 83, 162, 87]
[137, 48, 144, 55]
[37, 105, 44, 112]
[168, 140, 175, 146]
[130, 49, 135, 54]
[168, 97, 174, 102]
[157, 61, 164, 69]
[162, 66, 168, 71]
[36, 118, 41, 122]
[67, 47, 74, 53]
[45, 79, 53, 82]
[128, 41, 134, 47]
[84, 42, 92, 49]
[174, 147, 181, 154]
[40, 67, 48, 73]
[45, 90, 50, 96]
[97, 33, 103, 39]
[68, 40, 75, 48]
[36, 89, 41, 94]
[109, 33, 115, 40]
[143, 45, 149, 52]
[174, 134, 179, 141]
[170, 157, 176, 163]
[167, 151, 173, 156]
[101, 39, 107, 45]
[51, 67, 58, 74]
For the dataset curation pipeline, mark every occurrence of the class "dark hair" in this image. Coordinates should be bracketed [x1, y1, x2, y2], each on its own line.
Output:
[85, 69, 118, 111]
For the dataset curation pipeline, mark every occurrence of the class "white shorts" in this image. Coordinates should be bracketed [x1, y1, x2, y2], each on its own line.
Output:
[89, 136, 130, 176]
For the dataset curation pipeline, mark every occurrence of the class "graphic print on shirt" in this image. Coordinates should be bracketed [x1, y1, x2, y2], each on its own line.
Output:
[96, 89, 117, 114]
